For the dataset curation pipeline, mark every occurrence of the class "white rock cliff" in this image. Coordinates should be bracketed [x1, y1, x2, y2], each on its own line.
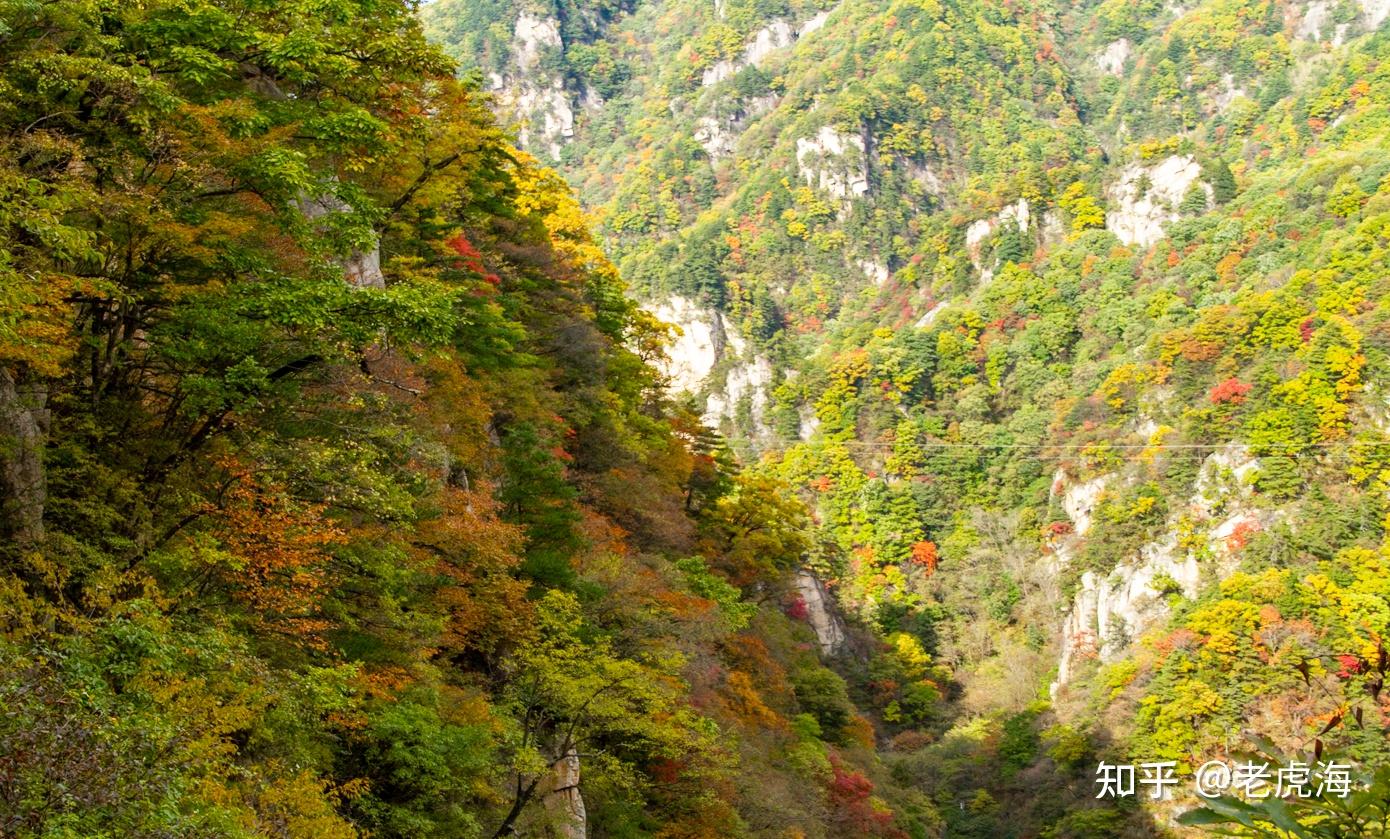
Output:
[1106, 155, 1210, 248]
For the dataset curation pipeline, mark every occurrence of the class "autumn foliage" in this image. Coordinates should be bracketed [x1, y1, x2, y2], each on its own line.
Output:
[212, 467, 344, 646]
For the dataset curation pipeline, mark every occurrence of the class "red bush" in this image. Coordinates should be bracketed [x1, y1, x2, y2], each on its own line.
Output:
[1300, 317, 1316, 342]
[1337, 655, 1364, 678]
[909, 541, 938, 575]
[1227, 519, 1260, 551]
[826, 753, 907, 838]
[1209, 378, 1252, 405]
[444, 232, 501, 285]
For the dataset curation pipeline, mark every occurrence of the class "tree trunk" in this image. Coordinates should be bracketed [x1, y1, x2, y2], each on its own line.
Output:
[0, 367, 48, 551]
[490, 775, 542, 839]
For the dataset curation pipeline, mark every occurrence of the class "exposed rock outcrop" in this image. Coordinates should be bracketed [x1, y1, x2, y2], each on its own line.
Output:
[1040, 208, 1065, 247]
[494, 12, 577, 160]
[1054, 535, 1202, 689]
[856, 257, 890, 286]
[513, 10, 561, 69]
[705, 353, 775, 439]
[915, 301, 947, 328]
[541, 749, 586, 839]
[1211, 73, 1248, 113]
[795, 125, 870, 203]
[1050, 446, 1263, 696]
[694, 115, 737, 160]
[745, 19, 795, 66]
[798, 403, 820, 440]
[295, 192, 385, 288]
[799, 10, 831, 36]
[795, 569, 848, 656]
[1364, 0, 1390, 29]
[905, 159, 945, 198]
[964, 198, 1030, 283]
[1106, 155, 1210, 248]
[651, 295, 719, 395]
[1095, 38, 1131, 75]
[692, 95, 778, 160]
[1296, 0, 1339, 43]
[1058, 471, 1111, 537]
[647, 296, 774, 440]
[512, 81, 575, 160]
[1289, 0, 1390, 44]
[702, 59, 740, 88]
[701, 18, 804, 87]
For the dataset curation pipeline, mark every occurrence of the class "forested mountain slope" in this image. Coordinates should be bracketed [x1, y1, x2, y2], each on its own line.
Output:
[418, 0, 1390, 834]
[0, 1, 931, 836]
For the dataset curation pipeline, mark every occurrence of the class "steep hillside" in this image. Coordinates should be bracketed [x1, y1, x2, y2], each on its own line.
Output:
[0, 1, 933, 837]
[421, 0, 1390, 834]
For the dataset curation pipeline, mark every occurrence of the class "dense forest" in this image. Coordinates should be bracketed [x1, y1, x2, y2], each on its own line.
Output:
[2, 0, 1390, 836]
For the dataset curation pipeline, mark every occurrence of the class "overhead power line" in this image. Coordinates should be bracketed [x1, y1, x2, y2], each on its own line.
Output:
[797, 440, 1390, 451]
